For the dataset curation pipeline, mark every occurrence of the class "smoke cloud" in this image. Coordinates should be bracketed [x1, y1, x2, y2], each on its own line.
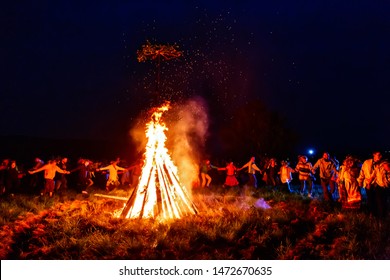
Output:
[167, 96, 209, 191]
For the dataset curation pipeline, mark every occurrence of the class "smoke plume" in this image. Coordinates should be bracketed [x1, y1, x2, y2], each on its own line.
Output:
[167, 96, 209, 190]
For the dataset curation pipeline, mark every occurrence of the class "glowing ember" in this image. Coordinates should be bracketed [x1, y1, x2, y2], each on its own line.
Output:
[137, 40, 183, 63]
[119, 102, 198, 220]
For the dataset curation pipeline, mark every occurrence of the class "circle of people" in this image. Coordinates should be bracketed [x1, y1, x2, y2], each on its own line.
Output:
[1, 151, 389, 218]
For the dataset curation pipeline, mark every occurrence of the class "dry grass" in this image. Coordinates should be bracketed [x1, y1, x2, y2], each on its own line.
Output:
[0, 185, 389, 260]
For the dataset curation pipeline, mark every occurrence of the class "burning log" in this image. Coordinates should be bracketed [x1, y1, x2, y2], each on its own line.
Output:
[94, 194, 128, 201]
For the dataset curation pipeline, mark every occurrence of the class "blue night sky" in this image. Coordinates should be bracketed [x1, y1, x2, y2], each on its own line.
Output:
[1, 0, 389, 158]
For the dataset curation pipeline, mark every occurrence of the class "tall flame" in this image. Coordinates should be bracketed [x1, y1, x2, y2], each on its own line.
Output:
[119, 102, 198, 220]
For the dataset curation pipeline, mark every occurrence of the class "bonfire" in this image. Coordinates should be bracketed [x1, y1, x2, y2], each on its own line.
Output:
[119, 103, 198, 220]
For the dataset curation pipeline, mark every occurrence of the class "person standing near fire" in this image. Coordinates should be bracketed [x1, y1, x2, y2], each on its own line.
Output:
[265, 158, 278, 188]
[71, 158, 95, 194]
[126, 158, 144, 188]
[238, 156, 262, 189]
[97, 159, 128, 191]
[338, 155, 362, 210]
[29, 157, 45, 195]
[218, 161, 240, 188]
[55, 157, 69, 192]
[364, 152, 390, 219]
[6, 160, 22, 195]
[200, 159, 218, 188]
[28, 160, 70, 198]
[295, 155, 314, 197]
[278, 160, 295, 193]
[312, 152, 339, 202]
[357, 151, 383, 217]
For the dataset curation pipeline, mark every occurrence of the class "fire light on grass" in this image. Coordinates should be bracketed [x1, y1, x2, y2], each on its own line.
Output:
[118, 102, 198, 220]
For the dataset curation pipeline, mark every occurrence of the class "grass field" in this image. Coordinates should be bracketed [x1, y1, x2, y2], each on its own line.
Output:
[0, 184, 389, 260]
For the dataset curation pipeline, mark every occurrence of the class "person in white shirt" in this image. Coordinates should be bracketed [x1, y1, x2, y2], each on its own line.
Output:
[357, 151, 383, 216]
[365, 152, 390, 218]
[238, 156, 262, 189]
[312, 152, 338, 201]
[97, 160, 128, 191]
[279, 160, 295, 193]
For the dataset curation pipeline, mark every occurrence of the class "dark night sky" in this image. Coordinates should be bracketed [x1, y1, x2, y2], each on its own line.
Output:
[1, 0, 389, 159]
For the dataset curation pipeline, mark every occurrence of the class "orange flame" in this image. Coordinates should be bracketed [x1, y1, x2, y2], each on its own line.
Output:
[119, 102, 198, 220]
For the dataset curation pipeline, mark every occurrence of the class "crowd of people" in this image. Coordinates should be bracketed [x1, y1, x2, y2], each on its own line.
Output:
[0, 156, 143, 198]
[1, 150, 389, 219]
[199, 151, 390, 219]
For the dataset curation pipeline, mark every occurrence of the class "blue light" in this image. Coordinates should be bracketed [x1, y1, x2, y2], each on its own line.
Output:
[308, 149, 314, 155]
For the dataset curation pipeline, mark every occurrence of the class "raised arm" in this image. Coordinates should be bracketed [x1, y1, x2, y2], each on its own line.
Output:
[98, 165, 110, 171]
[116, 166, 127, 171]
[28, 164, 47, 174]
